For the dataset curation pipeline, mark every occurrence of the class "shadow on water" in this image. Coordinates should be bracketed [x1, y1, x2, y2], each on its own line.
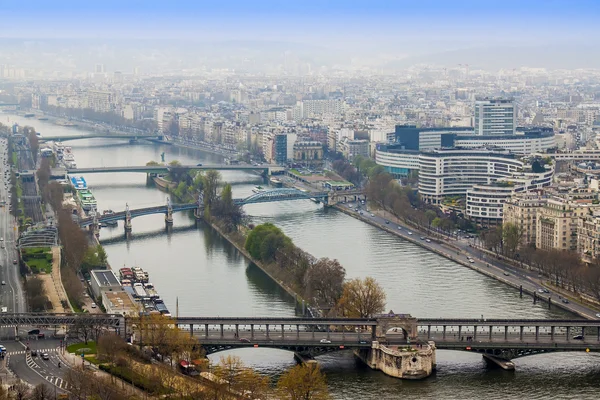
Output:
[245, 262, 298, 307]
[99, 224, 197, 245]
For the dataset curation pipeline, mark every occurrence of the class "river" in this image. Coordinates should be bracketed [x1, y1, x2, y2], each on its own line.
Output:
[8, 113, 600, 399]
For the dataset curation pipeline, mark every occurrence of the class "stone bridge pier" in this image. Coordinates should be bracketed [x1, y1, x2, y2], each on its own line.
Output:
[125, 203, 132, 232]
[355, 313, 436, 380]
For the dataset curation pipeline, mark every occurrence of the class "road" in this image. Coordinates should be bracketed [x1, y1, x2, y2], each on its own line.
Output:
[339, 199, 600, 320]
[4, 333, 70, 393]
[0, 137, 25, 314]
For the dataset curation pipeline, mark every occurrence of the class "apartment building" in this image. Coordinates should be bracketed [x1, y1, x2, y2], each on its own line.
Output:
[502, 192, 548, 246]
[535, 189, 599, 251]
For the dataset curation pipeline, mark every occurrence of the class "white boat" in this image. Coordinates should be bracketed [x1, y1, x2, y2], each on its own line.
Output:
[252, 185, 266, 194]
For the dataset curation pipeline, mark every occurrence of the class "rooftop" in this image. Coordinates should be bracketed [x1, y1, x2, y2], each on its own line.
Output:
[91, 270, 120, 287]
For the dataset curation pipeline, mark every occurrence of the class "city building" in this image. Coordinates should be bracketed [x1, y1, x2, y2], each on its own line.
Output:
[466, 166, 554, 226]
[293, 141, 323, 167]
[474, 98, 516, 136]
[577, 213, 600, 262]
[89, 269, 122, 299]
[535, 189, 599, 251]
[374, 143, 420, 178]
[87, 90, 113, 113]
[339, 137, 369, 160]
[101, 291, 141, 316]
[418, 148, 522, 204]
[503, 192, 549, 246]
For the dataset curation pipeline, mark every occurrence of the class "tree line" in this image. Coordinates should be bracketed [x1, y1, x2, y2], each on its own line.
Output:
[245, 223, 387, 317]
[482, 222, 600, 301]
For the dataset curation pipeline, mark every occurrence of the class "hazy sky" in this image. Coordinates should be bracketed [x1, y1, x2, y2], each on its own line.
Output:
[1, 0, 599, 50]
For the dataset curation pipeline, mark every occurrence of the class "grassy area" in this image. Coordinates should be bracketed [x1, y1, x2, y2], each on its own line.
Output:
[11, 152, 16, 166]
[22, 247, 53, 273]
[86, 356, 104, 365]
[289, 168, 303, 176]
[67, 341, 97, 354]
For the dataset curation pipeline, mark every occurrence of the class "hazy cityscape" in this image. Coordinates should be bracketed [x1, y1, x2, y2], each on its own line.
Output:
[1, 1, 600, 399]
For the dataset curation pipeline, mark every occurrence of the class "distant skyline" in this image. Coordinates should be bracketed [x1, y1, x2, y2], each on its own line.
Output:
[1, 0, 599, 53]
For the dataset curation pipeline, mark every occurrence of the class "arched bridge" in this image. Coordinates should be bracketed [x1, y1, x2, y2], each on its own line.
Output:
[78, 188, 358, 227]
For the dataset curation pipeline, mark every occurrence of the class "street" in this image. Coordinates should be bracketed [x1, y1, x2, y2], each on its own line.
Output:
[0, 137, 25, 314]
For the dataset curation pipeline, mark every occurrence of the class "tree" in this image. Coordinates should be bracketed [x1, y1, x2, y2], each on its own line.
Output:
[502, 223, 524, 257]
[337, 277, 386, 318]
[425, 210, 437, 229]
[30, 383, 53, 400]
[304, 258, 346, 309]
[245, 223, 292, 262]
[43, 181, 64, 211]
[277, 364, 330, 400]
[97, 332, 127, 364]
[37, 157, 51, 196]
[203, 170, 222, 208]
[12, 381, 31, 400]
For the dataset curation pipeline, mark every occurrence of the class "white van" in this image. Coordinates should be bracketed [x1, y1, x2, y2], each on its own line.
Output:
[1, 307, 7, 313]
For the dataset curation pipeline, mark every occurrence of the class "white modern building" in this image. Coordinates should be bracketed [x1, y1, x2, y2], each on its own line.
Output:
[474, 98, 516, 136]
[454, 130, 556, 155]
[418, 148, 523, 204]
[466, 166, 555, 226]
[374, 143, 420, 177]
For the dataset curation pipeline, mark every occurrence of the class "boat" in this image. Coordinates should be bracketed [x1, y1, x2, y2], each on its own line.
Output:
[269, 177, 283, 187]
[24, 113, 35, 118]
[76, 189, 97, 211]
[70, 176, 87, 190]
[131, 267, 149, 283]
[252, 185, 266, 194]
[38, 117, 48, 121]
[143, 283, 159, 299]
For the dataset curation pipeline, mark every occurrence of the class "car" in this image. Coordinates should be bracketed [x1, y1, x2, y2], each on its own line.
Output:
[542, 288, 550, 294]
[573, 335, 584, 340]
[426, 239, 431, 243]
[358, 340, 368, 344]
[503, 272, 510, 276]
[30, 350, 37, 357]
[12, 260, 16, 265]
[1, 281, 4, 285]
[538, 289, 545, 294]
[41, 353, 50, 360]
[407, 231, 413, 235]
[370, 214, 374, 217]
[397, 226, 402, 230]
[38, 333, 45, 338]
[320, 339, 331, 344]
[562, 299, 569, 304]
[596, 313, 600, 318]
[91, 303, 97, 308]
[196, 163, 203, 166]
[420, 237, 425, 240]
[239, 338, 251, 343]
[469, 259, 475, 263]
[385, 220, 389, 224]
[0, 237, 3, 241]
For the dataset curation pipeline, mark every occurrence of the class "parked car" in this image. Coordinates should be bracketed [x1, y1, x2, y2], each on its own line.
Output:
[573, 335, 584, 340]
[320, 339, 331, 344]
[38, 333, 45, 339]
[239, 338, 251, 343]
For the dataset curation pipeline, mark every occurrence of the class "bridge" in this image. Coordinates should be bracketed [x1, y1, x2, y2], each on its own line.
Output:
[2, 313, 599, 378]
[61, 164, 283, 175]
[78, 188, 366, 231]
[39, 133, 164, 143]
[169, 316, 600, 359]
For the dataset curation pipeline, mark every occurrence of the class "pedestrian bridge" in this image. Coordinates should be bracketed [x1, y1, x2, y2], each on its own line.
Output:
[78, 188, 359, 228]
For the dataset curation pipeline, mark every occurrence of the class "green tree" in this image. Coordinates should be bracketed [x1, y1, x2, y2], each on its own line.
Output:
[425, 210, 437, 229]
[502, 223, 524, 257]
[203, 170, 222, 208]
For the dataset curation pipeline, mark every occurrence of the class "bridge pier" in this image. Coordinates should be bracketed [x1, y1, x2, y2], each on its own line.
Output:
[566, 326, 570, 340]
[220, 324, 224, 338]
[251, 324, 254, 340]
[535, 326, 539, 340]
[281, 324, 285, 340]
[297, 325, 300, 340]
[125, 203, 132, 232]
[266, 324, 270, 339]
[473, 325, 477, 340]
[505, 326, 508, 340]
[205, 324, 209, 340]
[489, 326, 493, 341]
[166, 197, 174, 225]
[551, 326, 555, 341]
[190, 324, 194, 337]
[235, 324, 239, 338]
[519, 326, 524, 341]
[442, 325, 446, 339]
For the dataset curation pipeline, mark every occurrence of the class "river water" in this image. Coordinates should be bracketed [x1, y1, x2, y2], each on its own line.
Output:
[8, 113, 600, 399]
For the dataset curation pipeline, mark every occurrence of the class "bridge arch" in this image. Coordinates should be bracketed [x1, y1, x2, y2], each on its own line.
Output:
[201, 343, 355, 358]
[238, 188, 328, 205]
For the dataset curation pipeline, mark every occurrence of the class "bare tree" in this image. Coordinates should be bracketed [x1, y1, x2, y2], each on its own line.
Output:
[29, 383, 53, 400]
[12, 381, 31, 400]
[304, 258, 346, 309]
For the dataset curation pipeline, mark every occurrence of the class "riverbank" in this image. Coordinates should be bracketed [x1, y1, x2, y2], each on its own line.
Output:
[203, 218, 311, 312]
[334, 204, 599, 320]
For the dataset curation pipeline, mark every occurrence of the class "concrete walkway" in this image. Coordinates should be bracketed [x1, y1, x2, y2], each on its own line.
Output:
[51, 247, 72, 312]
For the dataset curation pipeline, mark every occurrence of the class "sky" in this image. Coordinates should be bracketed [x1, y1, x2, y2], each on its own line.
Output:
[1, 0, 599, 50]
